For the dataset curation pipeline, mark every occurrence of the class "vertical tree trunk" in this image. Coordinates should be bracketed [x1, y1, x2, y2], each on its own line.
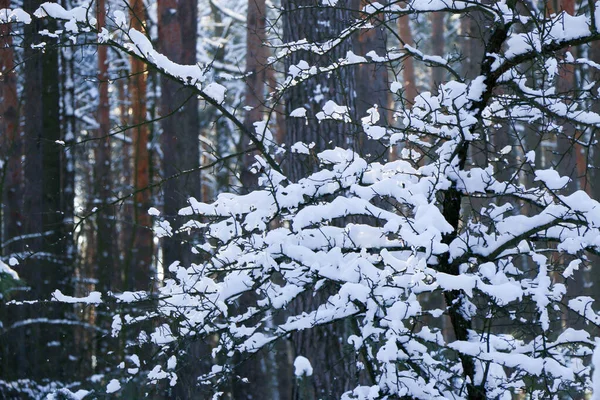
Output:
[556, 0, 586, 191]
[398, 8, 417, 106]
[355, 0, 389, 162]
[283, 1, 358, 398]
[431, 12, 445, 93]
[117, 79, 130, 290]
[157, 1, 207, 397]
[59, 0, 78, 379]
[1, 0, 74, 389]
[158, 0, 200, 271]
[0, 0, 20, 256]
[87, 0, 117, 378]
[461, 8, 487, 168]
[0, 0, 22, 386]
[128, 0, 153, 291]
[95, 0, 115, 294]
[588, 27, 600, 328]
[208, 3, 231, 196]
[242, 0, 267, 176]
[233, 1, 287, 398]
[60, 0, 76, 288]
[397, 8, 419, 164]
[283, 0, 358, 174]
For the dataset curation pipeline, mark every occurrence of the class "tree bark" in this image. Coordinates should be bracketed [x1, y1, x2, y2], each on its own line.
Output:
[240, 0, 268, 188]
[94, 0, 116, 294]
[431, 12, 445, 93]
[0, 0, 20, 256]
[158, 0, 201, 272]
[355, 0, 389, 162]
[117, 78, 131, 291]
[282, 1, 358, 398]
[233, 1, 289, 398]
[157, 1, 208, 397]
[0, 0, 23, 388]
[398, 8, 417, 106]
[128, 0, 153, 291]
[1, 0, 74, 390]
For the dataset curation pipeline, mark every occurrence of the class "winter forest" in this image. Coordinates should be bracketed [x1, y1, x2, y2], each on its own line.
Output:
[6, 0, 600, 398]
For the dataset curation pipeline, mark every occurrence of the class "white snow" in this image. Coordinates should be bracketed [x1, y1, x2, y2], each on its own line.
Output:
[294, 356, 313, 377]
[534, 168, 570, 190]
[0, 259, 18, 280]
[52, 290, 102, 304]
[106, 379, 120, 394]
[0, 8, 31, 24]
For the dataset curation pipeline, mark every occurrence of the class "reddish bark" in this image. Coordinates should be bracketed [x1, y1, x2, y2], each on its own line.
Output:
[0, 0, 21, 253]
[129, 0, 153, 290]
[95, 0, 115, 291]
[561, 1, 587, 191]
[241, 0, 268, 187]
[0, 0, 22, 382]
[554, 0, 585, 191]
[398, 10, 417, 106]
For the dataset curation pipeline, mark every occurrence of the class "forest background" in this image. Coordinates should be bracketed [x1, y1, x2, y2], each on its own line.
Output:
[2, 0, 600, 399]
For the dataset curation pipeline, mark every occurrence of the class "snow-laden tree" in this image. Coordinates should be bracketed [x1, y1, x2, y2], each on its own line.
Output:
[7, 0, 600, 398]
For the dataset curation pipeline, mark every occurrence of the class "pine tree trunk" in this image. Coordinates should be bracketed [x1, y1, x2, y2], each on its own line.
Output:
[431, 12, 445, 93]
[0, 0, 22, 387]
[355, 0, 389, 162]
[128, 0, 153, 291]
[0, 0, 20, 256]
[117, 78, 131, 291]
[241, 0, 267, 188]
[158, 0, 200, 271]
[398, 9, 417, 106]
[157, 1, 208, 397]
[95, 0, 115, 293]
[233, 1, 288, 398]
[2, 0, 74, 389]
[282, 1, 358, 398]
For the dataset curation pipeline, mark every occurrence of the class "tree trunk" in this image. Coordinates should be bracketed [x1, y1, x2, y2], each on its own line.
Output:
[94, 0, 116, 294]
[117, 78, 131, 291]
[431, 12, 445, 93]
[557, 0, 586, 191]
[398, 8, 417, 106]
[128, 0, 153, 291]
[0, 0, 22, 388]
[233, 1, 289, 398]
[0, 0, 20, 256]
[241, 0, 268, 188]
[158, 0, 200, 271]
[355, 0, 389, 162]
[157, 1, 208, 397]
[282, 1, 358, 398]
[2, 0, 74, 390]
